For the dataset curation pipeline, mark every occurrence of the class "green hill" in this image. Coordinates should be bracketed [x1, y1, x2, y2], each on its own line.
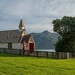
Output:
[31, 30, 58, 49]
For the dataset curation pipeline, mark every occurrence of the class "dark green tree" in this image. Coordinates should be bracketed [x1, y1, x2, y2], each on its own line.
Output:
[52, 16, 75, 52]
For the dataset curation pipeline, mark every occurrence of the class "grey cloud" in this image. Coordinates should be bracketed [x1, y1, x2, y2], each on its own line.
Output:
[0, 0, 75, 33]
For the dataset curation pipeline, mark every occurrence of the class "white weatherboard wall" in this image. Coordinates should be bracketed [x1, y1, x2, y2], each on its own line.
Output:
[0, 43, 23, 49]
[0, 43, 8, 48]
[12, 43, 23, 49]
[24, 42, 29, 50]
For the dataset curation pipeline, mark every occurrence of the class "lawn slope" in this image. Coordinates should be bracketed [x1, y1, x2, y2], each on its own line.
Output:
[0, 53, 75, 75]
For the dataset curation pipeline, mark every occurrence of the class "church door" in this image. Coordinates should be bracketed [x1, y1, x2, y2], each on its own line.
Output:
[29, 43, 34, 53]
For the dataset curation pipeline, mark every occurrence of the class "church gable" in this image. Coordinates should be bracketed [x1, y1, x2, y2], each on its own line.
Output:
[21, 35, 31, 43]
[28, 35, 35, 43]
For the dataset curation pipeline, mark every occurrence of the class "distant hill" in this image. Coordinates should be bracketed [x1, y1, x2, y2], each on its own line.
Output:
[31, 30, 58, 49]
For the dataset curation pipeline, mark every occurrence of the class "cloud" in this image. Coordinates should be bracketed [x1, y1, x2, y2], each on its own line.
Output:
[26, 24, 53, 33]
[0, 0, 75, 33]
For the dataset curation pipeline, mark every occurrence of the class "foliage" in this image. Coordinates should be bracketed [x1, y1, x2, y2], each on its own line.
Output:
[52, 16, 75, 52]
[55, 39, 74, 52]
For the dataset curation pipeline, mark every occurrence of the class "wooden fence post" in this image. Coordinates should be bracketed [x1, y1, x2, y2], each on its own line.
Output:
[58, 52, 60, 59]
[67, 52, 69, 59]
[19, 50, 21, 55]
[46, 52, 48, 58]
[36, 51, 38, 57]
[11, 49, 12, 54]
[4, 48, 5, 53]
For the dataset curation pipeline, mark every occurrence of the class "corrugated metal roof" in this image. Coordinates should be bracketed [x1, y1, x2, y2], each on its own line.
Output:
[0, 30, 22, 43]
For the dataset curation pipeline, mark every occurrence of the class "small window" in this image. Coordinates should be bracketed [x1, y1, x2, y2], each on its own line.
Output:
[8, 43, 12, 50]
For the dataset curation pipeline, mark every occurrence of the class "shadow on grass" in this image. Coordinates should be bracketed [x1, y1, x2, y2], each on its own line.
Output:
[0, 52, 62, 60]
[0, 53, 23, 57]
[0, 52, 38, 58]
[0, 53, 50, 60]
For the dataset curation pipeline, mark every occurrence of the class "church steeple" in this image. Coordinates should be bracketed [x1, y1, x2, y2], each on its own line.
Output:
[19, 19, 27, 35]
[19, 19, 25, 30]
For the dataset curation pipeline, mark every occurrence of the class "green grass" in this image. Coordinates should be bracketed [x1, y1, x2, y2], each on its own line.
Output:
[0, 53, 75, 75]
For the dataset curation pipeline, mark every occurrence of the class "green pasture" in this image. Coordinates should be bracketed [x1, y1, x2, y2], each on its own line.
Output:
[0, 53, 75, 75]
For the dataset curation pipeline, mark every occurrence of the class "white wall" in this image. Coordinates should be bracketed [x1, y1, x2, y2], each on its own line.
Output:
[12, 43, 23, 49]
[0, 43, 23, 49]
[0, 43, 8, 48]
[20, 43, 23, 49]
[23, 42, 29, 50]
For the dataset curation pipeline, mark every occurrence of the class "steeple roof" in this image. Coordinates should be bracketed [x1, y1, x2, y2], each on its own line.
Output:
[19, 19, 25, 28]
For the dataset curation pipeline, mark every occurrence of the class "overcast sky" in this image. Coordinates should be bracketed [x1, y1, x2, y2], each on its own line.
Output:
[0, 0, 75, 33]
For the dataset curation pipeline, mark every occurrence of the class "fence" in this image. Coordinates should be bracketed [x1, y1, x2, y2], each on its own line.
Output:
[0, 48, 74, 59]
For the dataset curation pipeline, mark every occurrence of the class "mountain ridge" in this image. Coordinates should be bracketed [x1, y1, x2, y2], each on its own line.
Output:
[30, 30, 58, 49]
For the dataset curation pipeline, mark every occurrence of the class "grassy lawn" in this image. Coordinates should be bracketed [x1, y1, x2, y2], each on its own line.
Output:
[0, 53, 75, 75]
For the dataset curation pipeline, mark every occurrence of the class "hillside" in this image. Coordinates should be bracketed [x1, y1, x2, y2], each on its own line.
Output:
[31, 30, 58, 49]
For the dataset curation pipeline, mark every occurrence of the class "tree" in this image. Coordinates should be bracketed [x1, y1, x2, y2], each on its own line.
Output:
[52, 16, 75, 52]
